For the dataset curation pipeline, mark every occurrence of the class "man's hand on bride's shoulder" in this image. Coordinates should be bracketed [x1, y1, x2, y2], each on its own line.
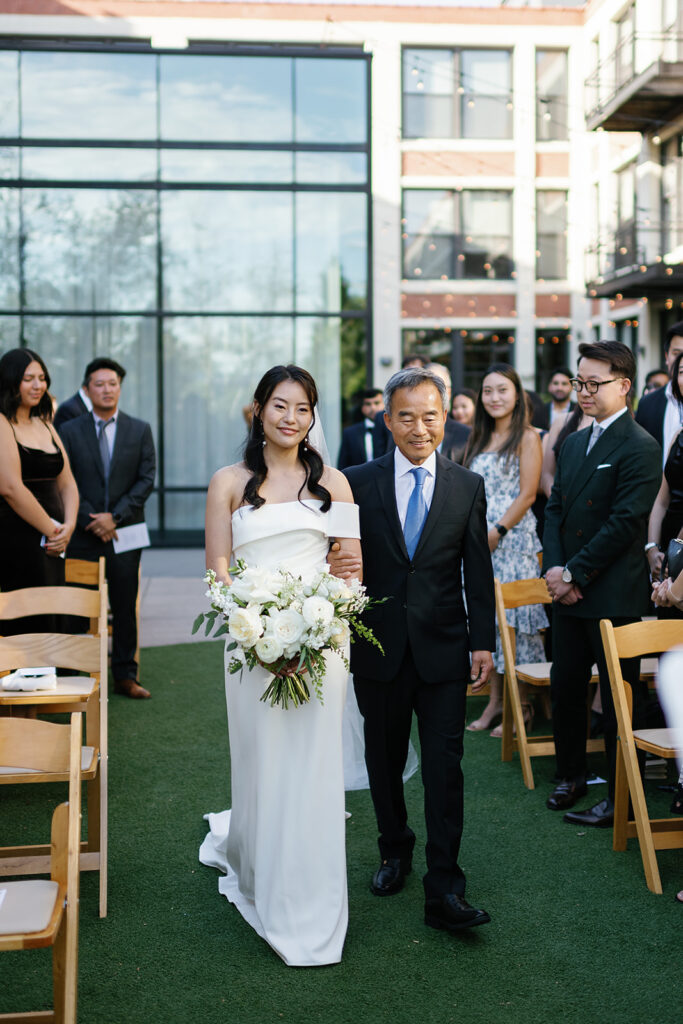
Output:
[327, 541, 362, 581]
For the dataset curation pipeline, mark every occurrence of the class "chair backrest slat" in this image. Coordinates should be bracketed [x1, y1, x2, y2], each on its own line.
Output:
[0, 585, 99, 620]
[0, 633, 101, 674]
[499, 577, 551, 609]
[0, 716, 76, 772]
[610, 619, 683, 660]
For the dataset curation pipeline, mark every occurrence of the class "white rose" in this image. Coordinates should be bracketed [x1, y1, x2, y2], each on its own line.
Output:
[302, 596, 334, 627]
[228, 606, 263, 647]
[267, 608, 306, 646]
[254, 634, 284, 664]
[328, 617, 351, 646]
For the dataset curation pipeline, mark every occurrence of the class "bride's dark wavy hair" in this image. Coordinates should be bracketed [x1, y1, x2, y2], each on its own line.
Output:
[242, 365, 331, 512]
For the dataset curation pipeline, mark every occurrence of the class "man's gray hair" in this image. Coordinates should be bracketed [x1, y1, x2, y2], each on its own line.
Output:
[383, 367, 448, 416]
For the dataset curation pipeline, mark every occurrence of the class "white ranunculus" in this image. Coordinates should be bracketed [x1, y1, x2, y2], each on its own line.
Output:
[228, 606, 263, 647]
[267, 608, 306, 646]
[302, 595, 334, 627]
[254, 634, 284, 664]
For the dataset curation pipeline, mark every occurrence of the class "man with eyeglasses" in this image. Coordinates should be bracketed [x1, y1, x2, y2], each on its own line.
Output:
[542, 342, 660, 827]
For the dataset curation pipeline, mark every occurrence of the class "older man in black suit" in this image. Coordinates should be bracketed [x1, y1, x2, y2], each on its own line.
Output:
[59, 358, 156, 699]
[330, 367, 495, 933]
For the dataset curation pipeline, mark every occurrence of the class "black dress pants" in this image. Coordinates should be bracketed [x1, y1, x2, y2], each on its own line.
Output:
[550, 611, 647, 798]
[74, 544, 141, 684]
[354, 646, 468, 899]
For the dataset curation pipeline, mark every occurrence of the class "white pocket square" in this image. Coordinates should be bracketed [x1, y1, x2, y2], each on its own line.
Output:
[596, 464, 611, 469]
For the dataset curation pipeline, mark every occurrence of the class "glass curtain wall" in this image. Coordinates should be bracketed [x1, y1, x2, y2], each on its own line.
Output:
[0, 43, 371, 543]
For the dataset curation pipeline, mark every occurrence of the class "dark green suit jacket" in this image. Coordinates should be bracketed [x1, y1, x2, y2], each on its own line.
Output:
[543, 411, 661, 619]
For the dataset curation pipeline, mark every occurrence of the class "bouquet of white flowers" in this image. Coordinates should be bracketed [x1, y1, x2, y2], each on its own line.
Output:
[193, 561, 383, 710]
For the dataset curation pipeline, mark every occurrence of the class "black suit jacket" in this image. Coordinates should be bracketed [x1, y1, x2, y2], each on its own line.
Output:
[634, 385, 667, 450]
[337, 421, 382, 470]
[58, 411, 156, 557]
[54, 392, 88, 431]
[543, 412, 661, 619]
[345, 452, 495, 683]
[372, 411, 470, 466]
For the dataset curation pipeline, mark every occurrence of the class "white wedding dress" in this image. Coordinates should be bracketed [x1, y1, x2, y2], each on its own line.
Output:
[199, 499, 360, 967]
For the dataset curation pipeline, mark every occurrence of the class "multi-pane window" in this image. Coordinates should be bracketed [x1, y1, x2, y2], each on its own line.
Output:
[535, 50, 568, 141]
[403, 190, 514, 280]
[536, 191, 567, 280]
[615, 3, 635, 87]
[402, 48, 513, 140]
[535, 330, 570, 394]
[0, 45, 371, 541]
[616, 163, 636, 269]
[403, 328, 515, 392]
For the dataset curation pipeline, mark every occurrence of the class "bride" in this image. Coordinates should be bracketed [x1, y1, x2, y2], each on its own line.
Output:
[199, 364, 362, 967]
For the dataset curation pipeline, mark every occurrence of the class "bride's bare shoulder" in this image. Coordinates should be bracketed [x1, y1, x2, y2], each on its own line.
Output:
[208, 462, 250, 499]
[321, 465, 354, 503]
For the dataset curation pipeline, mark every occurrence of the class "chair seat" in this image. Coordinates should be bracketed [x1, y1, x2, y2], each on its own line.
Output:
[0, 746, 96, 778]
[633, 728, 677, 757]
[0, 879, 60, 936]
[515, 661, 551, 684]
[0, 676, 97, 705]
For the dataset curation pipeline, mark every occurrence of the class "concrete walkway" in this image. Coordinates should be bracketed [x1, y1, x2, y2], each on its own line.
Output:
[139, 548, 208, 648]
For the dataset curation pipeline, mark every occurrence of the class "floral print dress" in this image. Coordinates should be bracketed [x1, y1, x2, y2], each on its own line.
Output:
[470, 451, 548, 673]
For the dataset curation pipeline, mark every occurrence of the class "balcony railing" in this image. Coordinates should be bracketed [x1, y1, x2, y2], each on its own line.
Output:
[585, 219, 683, 288]
[585, 31, 683, 130]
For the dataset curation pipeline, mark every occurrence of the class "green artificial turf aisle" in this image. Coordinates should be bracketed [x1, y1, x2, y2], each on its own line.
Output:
[2, 640, 678, 1024]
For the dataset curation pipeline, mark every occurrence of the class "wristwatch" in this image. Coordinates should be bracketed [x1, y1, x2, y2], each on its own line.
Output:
[494, 523, 508, 537]
[561, 565, 573, 584]
[644, 542, 659, 554]
[112, 512, 122, 525]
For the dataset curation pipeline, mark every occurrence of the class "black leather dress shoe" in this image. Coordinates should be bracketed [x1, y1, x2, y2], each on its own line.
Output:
[546, 780, 587, 811]
[563, 798, 614, 828]
[370, 858, 411, 896]
[424, 894, 491, 932]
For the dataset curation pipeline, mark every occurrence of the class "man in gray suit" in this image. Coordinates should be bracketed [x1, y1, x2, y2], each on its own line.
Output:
[59, 358, 156, 699]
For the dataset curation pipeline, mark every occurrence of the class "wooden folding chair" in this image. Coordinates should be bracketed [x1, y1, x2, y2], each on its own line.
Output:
[0, 714, 82, 1024]
[600, 617, 683, 894]
[65, 555, 141, 671]
[0, 581, 109, 917]
[495, 577, 606, 789]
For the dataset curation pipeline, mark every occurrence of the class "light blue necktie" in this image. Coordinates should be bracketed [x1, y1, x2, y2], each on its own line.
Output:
[586, 423, 604, 455]
[403, 466, 429, 558]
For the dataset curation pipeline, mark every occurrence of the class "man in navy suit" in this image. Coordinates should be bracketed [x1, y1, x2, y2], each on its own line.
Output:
[635, 320, 683, 459]
[337, 388, 384, 469]
[54, 380, 92, 430]
[59, 358, 156, 699]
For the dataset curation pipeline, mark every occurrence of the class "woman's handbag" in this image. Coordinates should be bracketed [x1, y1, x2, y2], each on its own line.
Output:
[662, 537, 683, 581]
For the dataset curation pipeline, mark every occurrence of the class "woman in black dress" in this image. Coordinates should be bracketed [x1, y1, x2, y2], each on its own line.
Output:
[0, 348, 79, 632]
[646, 352, 683, 619]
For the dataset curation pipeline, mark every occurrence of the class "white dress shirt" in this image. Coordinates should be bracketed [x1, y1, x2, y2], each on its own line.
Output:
[591, 404, 628, 435]
[394, 448, 436, 529]
[363, 418, 375, 463]
[93, 411, 118, 457]
[79, 387, 93, 413]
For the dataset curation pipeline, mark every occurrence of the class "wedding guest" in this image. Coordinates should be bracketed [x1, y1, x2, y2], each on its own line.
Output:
[0, 348, 79, 633]
[545, 367, 576, 426]
[464, 364, 547, 735]
[635, 320, 683, 459]
[451, 388, 476, 428]
[53, 369, 93, 429]
[642, 368, 669, 397]
[337, 388, 384, 469]
[646, 353, 683, 610]
[59, 357, 156, 699]
[544, 342, 661, 827]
